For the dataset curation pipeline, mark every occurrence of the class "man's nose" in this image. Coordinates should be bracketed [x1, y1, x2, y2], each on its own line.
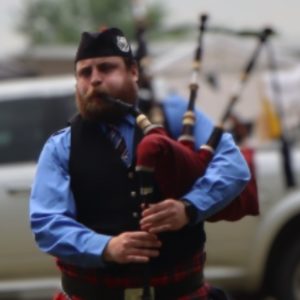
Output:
[91, 69, 102, 86]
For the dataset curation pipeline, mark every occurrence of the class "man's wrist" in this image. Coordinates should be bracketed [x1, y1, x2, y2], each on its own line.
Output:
[180, 199, 198, 225]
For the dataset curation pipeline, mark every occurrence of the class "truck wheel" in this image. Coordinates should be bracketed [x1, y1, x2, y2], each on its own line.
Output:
[272, 239, 300, 300]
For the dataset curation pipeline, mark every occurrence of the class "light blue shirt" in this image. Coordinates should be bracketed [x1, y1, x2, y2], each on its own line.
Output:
[29, 94, 250, 267]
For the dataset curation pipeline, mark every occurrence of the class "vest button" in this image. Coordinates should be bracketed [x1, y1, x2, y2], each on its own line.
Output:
[130, 191, 137, 198]
[132, 211, 139, 218]
[128, 172, 134, 179]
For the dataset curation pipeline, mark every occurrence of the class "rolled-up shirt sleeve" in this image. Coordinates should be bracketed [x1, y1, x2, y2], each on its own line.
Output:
[29, 128, 111, 268]
[163, 94, 250, 222]
[183, 131, 250, 221]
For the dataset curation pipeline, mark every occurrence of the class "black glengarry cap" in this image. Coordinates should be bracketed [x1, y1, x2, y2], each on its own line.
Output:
[75, 27, 133, 63]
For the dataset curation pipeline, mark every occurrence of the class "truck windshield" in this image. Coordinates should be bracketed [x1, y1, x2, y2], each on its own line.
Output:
[0, 95, 76, 164]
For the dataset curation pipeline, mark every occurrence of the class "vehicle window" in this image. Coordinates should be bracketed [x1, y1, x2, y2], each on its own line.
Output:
[0, 95, 76, 164]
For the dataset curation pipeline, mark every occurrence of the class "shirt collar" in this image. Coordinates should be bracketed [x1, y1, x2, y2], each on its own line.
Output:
[99, 113, 135, 131]
[124, 113, 135, 126]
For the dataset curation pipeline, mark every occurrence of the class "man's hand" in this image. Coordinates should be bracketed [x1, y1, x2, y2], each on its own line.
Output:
[140, 199, 189, 233]
[103, 231, 161, 264]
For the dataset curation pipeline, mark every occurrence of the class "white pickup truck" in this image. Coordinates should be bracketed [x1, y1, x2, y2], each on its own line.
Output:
[206, 142, 300, 300]
[0, 76, 299, 300]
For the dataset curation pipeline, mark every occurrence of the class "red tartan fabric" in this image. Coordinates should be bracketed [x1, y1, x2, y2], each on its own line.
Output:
[57, 251, 204, 287]
[55, 251, 210, 299]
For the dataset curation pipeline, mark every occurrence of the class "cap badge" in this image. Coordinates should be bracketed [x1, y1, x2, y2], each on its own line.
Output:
[116, 36, 130, 53]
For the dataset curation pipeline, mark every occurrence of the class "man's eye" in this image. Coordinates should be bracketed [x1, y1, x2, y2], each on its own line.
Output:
[99, 64, 116, 72]
[79, 68, 91, 77]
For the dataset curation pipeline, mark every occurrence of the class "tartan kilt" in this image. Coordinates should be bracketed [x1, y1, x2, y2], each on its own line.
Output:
[54, 251, 211, 299]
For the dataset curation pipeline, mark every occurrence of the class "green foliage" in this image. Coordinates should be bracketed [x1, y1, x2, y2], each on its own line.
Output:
[18, 0, 165, 45]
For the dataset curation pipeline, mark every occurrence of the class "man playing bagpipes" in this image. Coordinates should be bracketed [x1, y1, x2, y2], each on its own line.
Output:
[29, 27, 250, 300]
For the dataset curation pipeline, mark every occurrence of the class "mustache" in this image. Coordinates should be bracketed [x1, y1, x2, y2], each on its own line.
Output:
[83, 87, 134, 116]
[84, 87, 109, 101]
[84, 87, 126, 108]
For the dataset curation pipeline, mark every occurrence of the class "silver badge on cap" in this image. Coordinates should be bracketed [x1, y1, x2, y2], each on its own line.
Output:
[116, 36, 130, 53]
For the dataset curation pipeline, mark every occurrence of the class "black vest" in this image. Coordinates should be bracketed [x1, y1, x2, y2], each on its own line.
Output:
[69, 115, 205, 272]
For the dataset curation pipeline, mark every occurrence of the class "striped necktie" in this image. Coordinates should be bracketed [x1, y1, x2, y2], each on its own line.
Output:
[107, 125, 129, 165]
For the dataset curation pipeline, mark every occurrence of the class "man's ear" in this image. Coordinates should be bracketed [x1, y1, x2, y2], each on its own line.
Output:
[131, 63, 139, 82]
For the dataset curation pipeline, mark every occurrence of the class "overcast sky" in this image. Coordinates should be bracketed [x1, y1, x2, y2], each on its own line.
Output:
[149, 0, 300, 42]
[1, 0, 300, 58]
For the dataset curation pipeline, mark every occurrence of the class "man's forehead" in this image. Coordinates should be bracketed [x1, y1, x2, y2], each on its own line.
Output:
[76, 56, 124, 69]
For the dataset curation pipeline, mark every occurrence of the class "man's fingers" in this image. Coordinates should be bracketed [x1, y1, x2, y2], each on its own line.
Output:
[142, 202, 166, 217]
[140, 215, 174, 233]
[140, 210, 168, 227]
[129, 238, 162, 249]
[140, 199, 187, 233]
[126, 255, 149, 263]
[142, 222, 172, 233]
[148, 224, 172, 233]
[128, 231, 159, 241]
[130, 248, 160, 258]
[126, 250, 159, 263]
[124, 247, 160, 263]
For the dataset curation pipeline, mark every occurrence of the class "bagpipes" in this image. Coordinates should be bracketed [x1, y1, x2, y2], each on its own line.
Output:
[102, 14, 271, 222]
[131, 0, 156, 115]
[130, 0, 167, 126]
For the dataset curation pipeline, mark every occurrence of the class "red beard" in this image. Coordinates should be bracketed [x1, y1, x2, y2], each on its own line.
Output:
[76, 83, 137, 123]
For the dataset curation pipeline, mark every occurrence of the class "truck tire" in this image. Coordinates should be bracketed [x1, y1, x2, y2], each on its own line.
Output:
[272, 239, 300, 300]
